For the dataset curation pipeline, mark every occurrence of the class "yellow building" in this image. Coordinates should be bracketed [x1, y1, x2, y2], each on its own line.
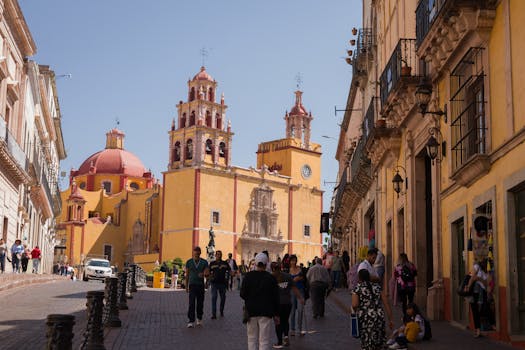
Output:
[161, 67, 323, 264]
[333, 0, 525, 345]
[56, 129, 162, 271]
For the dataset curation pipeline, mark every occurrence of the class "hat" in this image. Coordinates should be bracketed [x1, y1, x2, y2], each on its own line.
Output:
[254, 252, 269, 267]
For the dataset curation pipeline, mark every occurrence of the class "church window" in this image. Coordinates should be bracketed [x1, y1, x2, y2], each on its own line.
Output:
[102, 181, 112, 194]
[173, 141, 181, 161]
[303, 225, 311, 237]
[67, 206, 72, 221]
[261, 213, 268, 236]
[209, 87, 214, 102]
[189, 111, 196, 126]
[206, 111, 212, 127]
[189, 87, 195, 101]
[186, 139, 193, 159]
[181, 113, 187, 128]
[103, 244, 113, 262]
[211, 210, 220, 225]
[129, 182, 139, 190]
[205, 139, 213, 154]
[79, 182, 86, 190]
[219, 142, 226, 158]
[88, 211, 97, 218]
[290, 126, 295, 137]
[216, 114, 222, 130]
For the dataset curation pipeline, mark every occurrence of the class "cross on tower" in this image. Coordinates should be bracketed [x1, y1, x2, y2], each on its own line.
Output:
[295, 73, 303, 90]
[115, 117, 120, 128]
[200, 47, 209, 67]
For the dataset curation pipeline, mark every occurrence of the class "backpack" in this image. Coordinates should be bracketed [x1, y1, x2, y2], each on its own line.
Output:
[401, 265, 414, 283]
[423, 317, 432, 340]
[347, 263, 360, 290]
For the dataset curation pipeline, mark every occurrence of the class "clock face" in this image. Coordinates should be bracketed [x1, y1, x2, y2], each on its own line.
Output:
[301, 164, 312, 179]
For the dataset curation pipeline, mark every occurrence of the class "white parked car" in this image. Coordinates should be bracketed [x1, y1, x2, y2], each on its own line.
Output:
[83, 258, 112, 281]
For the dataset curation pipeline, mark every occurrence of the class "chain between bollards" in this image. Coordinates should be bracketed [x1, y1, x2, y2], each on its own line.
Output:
[46, 314, 75, 350]
[80, 290, 105, 350]
[117, 271, 129, 310]
[104, 276, 122, 327]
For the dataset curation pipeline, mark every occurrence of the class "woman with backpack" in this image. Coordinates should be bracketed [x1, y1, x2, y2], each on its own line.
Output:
[394, 253, 417, 316]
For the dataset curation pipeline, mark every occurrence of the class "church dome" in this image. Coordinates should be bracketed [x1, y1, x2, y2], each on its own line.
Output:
[77, 149, 146, 177]
[193, 66, 214, 82]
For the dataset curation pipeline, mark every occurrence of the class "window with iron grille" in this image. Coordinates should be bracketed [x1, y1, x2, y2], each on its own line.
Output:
[450, 47, 487, 170]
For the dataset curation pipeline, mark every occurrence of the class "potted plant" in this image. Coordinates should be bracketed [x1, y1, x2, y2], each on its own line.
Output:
[400, 59, 412, 76]
[375, 118, 387, 128]
[352, 27, 358, 36]
[350, 39, 356, 46]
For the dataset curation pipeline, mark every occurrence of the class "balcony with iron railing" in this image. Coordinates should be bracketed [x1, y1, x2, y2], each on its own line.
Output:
[416, 0, 497, 74]
[0, 118, 30, 185]
[52, 183, 62, 216]
[333, 166, 349, 220]
[352, 28, 374, 78]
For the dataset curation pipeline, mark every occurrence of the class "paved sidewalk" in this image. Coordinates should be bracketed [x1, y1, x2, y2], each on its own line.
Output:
[105, 287, 518, 350]
[0, 273, 68, 292]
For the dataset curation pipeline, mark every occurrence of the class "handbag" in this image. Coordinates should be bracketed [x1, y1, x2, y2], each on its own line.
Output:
[242, 305, 250, 324]
[350, 313, 360, 338]
[457, 274, 473, 296]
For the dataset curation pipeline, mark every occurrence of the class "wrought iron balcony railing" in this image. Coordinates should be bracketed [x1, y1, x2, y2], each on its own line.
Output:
[416, 0, 448, 47]
[333, 166, 349, 219]
[380, 39, 421, 107]
[352, 28, 374, 77]
[350, 136, 371, 183]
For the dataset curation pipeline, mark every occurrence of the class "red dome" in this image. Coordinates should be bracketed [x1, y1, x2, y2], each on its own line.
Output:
[193, 66, 214, 81]
[77, 148, 146, 177]
[290, 105, 308, 115]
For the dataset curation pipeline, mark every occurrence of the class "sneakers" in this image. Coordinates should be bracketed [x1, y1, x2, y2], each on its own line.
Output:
[272, 344, 284, 349]
[196, 319, 203, 327]
[388, 343, 407, 350]
[386, 339, 395, 346]
[283, 336, 290, 346]
[187, 322, 194, 328]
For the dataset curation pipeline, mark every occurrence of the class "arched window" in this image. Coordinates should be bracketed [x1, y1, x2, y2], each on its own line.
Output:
[219, 142, 226, 158]
[205, 139, 213, 154]
[189, 87, 195, 101]
[206, 111, 212, 127]
[186, 139, 193, 160]
[173, 141, 181, 161]
[209, 87, 214, 102]
[129, 182, 139, 190]
[290, 126, 295, 137]
[216, 114, 222, 130]
[189, 111, 196, 126]
[180, 113, 187, 128]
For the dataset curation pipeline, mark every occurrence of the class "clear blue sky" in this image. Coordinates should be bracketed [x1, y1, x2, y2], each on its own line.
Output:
[19, 1, 362, 211]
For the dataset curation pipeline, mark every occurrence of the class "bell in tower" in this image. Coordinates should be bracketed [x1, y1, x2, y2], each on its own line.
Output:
[285, 90, 313, 149]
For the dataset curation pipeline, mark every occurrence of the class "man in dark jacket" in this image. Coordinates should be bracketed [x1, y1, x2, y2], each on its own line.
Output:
[240, 252, 279, 350]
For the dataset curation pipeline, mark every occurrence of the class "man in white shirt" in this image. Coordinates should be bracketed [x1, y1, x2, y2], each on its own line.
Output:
[358, 248, 380, 283]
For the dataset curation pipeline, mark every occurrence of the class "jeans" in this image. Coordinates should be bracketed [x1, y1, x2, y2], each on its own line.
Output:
[310, 281, 328, 317]
[21, 257, 29, 272]
[331, 270, 341, 289]
[172, 274, 178, 288]
[0, 253, 5, 273]
[187, 284, 205, 322]
[247, 316, 273, 350]
[11, 253, 20, 272]
[290, 289, 304, 332]
[398, 287, 415, 315]
[275, 304, 292, 345]
[211, 283, 226, 316]
[32, 259, 40, 273]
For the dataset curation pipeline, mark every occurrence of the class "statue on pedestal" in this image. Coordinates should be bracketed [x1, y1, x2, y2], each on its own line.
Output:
[206, 227, 216, 261]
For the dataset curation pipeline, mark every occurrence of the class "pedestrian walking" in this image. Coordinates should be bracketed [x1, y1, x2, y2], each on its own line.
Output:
[10, 239, 23, 273]
[226, 253, 239, 290]
[352, 269, 394, 350]
[306, 258, 331, 319]
[288, 255, 307, 337]
[394, 253, 417, 316]
[239, 259, 248, 290]
[0, 238, 7, 273]
[271, 261, 304, 348]
[466, 259, 490, 337]
[330, 251, 344, 291]
[209, 250, 231, 319]
[374, 249, 386, 284]
[31, 245, 41, 274]
[240, 252, 279, 350]
[185, 246, 209, 328]
[20, 245, 30, 273]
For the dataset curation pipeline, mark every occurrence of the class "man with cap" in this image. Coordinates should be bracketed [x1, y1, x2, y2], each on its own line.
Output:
[241, 252, 280, 350]
[185, 246, 209, 328]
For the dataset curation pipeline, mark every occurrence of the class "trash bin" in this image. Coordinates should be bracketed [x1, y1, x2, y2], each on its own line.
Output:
[153, 272, 165, 289]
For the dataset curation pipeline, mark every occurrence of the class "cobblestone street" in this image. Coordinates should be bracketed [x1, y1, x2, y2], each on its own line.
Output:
[0, 280, 518, 349]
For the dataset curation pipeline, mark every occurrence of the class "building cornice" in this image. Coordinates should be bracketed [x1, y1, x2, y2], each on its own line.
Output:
[3, 0, 36, 57]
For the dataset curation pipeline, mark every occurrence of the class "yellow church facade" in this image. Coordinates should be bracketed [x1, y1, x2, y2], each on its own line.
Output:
[161, 67, 323, 264]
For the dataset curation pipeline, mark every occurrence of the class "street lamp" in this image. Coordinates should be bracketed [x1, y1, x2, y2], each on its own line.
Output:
[425, 127, 445, 164]
[416, 79, 447, 122]
[392, 165, 407, 197]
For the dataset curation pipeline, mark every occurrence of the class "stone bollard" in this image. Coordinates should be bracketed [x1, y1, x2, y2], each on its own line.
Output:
[130, 264, 138, 293]
[125, 268, 133, 300]
[117, 272, 128, 310]
[46, 314, 75, 350]
[104, 277, 121, 327]
[80, 291, 105, 350]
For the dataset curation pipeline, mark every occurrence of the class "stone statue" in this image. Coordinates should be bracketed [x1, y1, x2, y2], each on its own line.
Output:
[206, 227, 216, 261]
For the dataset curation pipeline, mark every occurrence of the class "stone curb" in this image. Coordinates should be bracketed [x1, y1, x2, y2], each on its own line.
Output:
[0, 275, 68, 292]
